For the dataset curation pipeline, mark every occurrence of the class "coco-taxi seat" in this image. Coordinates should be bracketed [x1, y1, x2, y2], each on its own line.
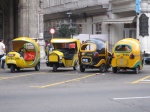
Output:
[24, 51, 35, 61]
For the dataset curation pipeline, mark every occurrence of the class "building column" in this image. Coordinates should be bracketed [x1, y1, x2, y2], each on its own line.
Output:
[18, 0, 29, 36]
[18, 0, 45, 58]
[8, 0, 14, 51]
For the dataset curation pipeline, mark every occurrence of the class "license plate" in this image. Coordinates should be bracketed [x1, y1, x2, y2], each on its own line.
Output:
[82, 59, 88, 62]
[8, 58, 14, 60]
[119, 59, 123, 64]
[117, 58, 127, 65]
[7, 60, 14, 63]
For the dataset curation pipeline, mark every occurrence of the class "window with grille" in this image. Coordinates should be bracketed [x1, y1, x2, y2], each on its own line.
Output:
[95, 23, 102, 34]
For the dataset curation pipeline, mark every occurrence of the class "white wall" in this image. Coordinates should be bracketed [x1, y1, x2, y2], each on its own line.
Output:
[73, 34, 108, 43]
[103, 22, 124, 47]
[76, 15, 108, 35]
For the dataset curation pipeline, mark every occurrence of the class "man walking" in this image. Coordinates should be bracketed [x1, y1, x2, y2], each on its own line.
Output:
[0, 39, 6, 69]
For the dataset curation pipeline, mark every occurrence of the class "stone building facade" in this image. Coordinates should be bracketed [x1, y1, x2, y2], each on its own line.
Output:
[0, 0, 17, 52]
[106, 0, 150, 52]
[18, 0, 43, 38]
[43, 0, 109, 40]
[1, 0, 150, 53]
[42, 0, 150, 52]
[0, 0, 44, 56]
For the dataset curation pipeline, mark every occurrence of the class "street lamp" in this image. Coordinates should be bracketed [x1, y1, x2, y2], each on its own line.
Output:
[66, 12, 73, 38]
[66, 12, 72, 17]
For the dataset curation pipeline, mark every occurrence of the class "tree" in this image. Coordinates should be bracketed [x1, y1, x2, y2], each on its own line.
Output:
[58, 24, 76, 38]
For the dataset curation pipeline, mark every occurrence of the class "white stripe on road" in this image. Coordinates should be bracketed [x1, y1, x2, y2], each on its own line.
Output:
[113, 96, 150, 100]
[141, 80, 150, 82]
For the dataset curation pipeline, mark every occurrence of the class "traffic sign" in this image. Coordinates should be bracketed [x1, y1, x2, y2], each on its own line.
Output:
[136, 0, 141, 14]
[50, 28, 55, 34]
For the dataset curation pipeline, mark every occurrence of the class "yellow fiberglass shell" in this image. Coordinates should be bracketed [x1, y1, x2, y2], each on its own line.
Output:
[49, 51, 63, 62]
[6, 37, 40, 67]
[49, 38, 81, 67]
[111, 38, 142, 69]
[79, 38, 108, 67]
[6, 51, 28, 68]
[51, 38, 81, 53]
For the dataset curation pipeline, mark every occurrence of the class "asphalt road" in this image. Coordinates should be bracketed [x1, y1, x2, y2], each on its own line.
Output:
[0, 64, 150, 112]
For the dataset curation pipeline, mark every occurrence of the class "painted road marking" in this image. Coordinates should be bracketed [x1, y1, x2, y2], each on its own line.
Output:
[131, 75, 150, 84]
[113, 96, 150, 100]
[142, 80, 150, 82]
[31, 74, 96, 88]
[0, 72, 47, 81]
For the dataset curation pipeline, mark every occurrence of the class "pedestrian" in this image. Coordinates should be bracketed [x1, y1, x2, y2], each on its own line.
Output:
[142, 50, 145, 64]
[1, 54, 6, 69]
[0, 39, 6, 69]
[35, 38, 40, 46]
[45, 39, 50, 56]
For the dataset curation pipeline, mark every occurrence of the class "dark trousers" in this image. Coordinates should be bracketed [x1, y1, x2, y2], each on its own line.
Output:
[0, 54, 4, 68]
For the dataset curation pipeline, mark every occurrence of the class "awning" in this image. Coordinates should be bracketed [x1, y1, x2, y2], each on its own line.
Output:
[103, 16, 136, 24]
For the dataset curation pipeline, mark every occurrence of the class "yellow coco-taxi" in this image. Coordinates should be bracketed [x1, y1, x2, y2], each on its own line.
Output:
[46, 38, 80, 72]
[111, 38, 143, 74]
[79, 38, 112, 73]
[5, 37, 40, 73]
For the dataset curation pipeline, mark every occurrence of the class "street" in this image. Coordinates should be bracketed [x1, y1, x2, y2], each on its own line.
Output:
[0, 63, 150, 112]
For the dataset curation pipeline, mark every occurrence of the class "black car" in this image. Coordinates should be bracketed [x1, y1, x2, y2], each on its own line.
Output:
[144, 52, 150, 64]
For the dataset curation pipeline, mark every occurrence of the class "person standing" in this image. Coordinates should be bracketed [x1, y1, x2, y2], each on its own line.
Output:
[0, 39, 6, 69]
[45, 39, 50, 56]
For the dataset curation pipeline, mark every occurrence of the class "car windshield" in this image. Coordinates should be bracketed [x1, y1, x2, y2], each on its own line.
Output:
[53, 42, 77, 53]
[144, 53, 150, 57]
[81, 44, 95, 51]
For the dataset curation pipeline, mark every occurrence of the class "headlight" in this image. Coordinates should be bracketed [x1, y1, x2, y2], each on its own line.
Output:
[59, 56, 62, 60]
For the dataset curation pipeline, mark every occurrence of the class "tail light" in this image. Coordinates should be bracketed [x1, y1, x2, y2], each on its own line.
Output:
[112, 53, 115, 58]
[130, 53, 135, 59]
[94, 52, 99, 58]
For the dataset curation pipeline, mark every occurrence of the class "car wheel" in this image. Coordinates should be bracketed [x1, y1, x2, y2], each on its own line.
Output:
[99, 64, 106, 73]
[10, 65, 15, 73]
[35, 62, 40, 71]
[134, 66, 139, 74]
[80, 66, 85, 72]
[53, 64, 57, 72]
[112, 67, 117, 73]
[16, 67, 20, 72]
[73, 61, 78, 70]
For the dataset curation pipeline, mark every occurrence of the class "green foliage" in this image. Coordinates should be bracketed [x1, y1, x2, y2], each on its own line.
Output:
[58, 24, 76, 38]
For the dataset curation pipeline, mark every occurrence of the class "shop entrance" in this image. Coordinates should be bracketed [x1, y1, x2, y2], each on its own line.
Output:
[123, 22, 136, 38]
[123, 28, 136, 38]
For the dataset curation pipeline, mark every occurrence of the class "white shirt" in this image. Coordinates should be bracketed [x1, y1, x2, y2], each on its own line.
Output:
[0, 42, 5, 55]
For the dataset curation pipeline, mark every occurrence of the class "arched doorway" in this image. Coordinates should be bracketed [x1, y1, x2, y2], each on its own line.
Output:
[0, 0, 19, 52]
